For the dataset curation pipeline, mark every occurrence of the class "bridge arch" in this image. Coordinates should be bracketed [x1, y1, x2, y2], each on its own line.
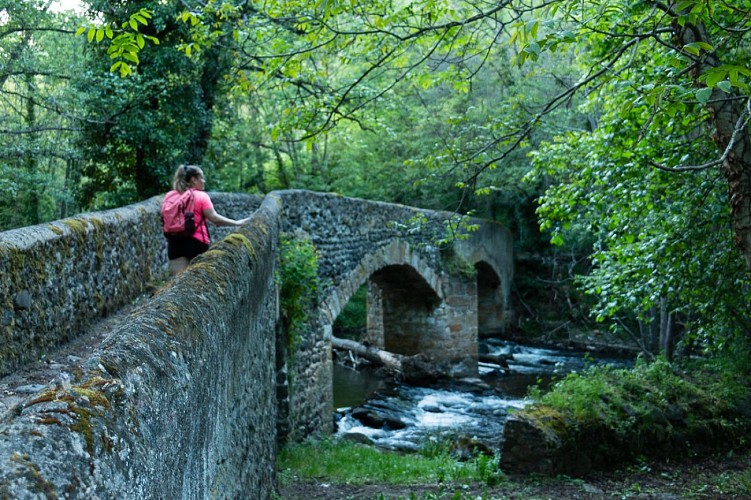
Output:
[367, 264, 442, 356]
[474, 260, 507, 337]
[316, 237, 479, 379]
[319, 239, 443, 327]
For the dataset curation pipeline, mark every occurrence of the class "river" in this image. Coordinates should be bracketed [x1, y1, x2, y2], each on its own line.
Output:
[334, 339, 633, 453]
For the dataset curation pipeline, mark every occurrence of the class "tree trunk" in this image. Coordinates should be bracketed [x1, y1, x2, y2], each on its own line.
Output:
[658, 297, 675, 362]
[332, 337, 444, 383]
[273, 146, 289, 188]
[676, 21, 751, 273]
[24, 77, 40, 225]
[134, 145, 162, 199]
[251, 140, 266, 192]
[332, 337, 405, 371]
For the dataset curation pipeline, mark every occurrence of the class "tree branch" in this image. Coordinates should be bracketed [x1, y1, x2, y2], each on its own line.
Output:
[650, 97, 751, 172]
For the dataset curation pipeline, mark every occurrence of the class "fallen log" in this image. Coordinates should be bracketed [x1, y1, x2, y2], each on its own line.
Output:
[331, 337, 443, 384]
[478, 353, 511, 371]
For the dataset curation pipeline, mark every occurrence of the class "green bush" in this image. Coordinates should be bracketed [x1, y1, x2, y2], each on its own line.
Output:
[522, 350, 751, 466]
[278, 234, 320, 352]
[334, 284, 367, 334]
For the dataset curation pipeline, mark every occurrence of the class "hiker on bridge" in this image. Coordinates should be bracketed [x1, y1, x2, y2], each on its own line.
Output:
[162, 164, 250, 275]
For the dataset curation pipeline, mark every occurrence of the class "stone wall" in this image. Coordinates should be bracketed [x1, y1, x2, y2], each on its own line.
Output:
[0, 193, 278, 498]
[0, 193, 262, 377]
[0, 198, 167, 377]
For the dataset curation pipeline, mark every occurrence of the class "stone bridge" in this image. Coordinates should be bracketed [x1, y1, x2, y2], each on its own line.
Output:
[0, 190, 512, 498]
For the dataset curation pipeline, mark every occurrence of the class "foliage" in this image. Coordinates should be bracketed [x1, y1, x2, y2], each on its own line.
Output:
[76, 8, 159, 77]
[277, 437, 505, 487]
[201, 92, 270, 194]
[0, 3, 89, 230]
[75, 0, 239, 207]
[6, 0, 751, 363]
[278, 233, 321, 351]
[333, 284, 366, 334]
[524, 3, 751, 351]
[439, 245, 477, 280]
[524, 349, 751, 463]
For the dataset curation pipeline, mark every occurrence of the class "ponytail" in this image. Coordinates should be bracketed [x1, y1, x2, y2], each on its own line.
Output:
[172, 165, 202, 192]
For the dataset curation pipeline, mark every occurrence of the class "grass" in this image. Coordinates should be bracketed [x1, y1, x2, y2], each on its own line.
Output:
[687, 461, 751, 497]
[277, 437, 505, 488]
[277, 435, 751, 499]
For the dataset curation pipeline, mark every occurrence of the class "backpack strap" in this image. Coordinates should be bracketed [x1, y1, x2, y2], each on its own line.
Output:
[186, 189, 195, 212]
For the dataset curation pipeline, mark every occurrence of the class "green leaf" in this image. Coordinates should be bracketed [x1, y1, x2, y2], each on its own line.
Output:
[705, 69, 727, 87]
[122, 52, 139, 64]
[561, 30, 576, 42]
[524, 41, 541, 56]
[682, 44, 699, 56]
[525, 20, 539, 38]
[695, 87, 712, 104]
[717, 81, 732, 93]
[75, 26, 86, 36]
[674, 0, 696, 10]
[509, 29, 519, 45]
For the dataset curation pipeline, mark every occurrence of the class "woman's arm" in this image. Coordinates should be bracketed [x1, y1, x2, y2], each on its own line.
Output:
[203, 207, 249, 227]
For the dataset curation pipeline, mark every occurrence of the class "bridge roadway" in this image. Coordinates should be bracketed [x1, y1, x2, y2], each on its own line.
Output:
[0, 292, 152, 416]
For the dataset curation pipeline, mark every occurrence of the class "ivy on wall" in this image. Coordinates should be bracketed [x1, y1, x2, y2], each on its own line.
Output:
[278, 233, 321, 354]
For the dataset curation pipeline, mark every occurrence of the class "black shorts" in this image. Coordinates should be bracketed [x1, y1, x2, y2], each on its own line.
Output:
[167, 237, 210, 260]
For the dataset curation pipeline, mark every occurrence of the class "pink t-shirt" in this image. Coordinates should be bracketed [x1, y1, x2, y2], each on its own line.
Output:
[191, 189, 213, 244]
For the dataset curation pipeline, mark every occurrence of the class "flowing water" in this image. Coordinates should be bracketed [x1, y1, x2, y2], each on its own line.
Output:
[334, 339, 633, 453]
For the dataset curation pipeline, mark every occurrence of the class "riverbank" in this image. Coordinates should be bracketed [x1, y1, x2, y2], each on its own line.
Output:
[278, 446, 751, 498]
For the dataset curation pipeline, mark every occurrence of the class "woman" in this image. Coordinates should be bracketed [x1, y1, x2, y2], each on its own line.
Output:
[162, 164, 250, 275]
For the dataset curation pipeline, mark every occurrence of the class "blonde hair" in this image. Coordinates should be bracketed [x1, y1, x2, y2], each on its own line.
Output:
[172, 165, 203, 192]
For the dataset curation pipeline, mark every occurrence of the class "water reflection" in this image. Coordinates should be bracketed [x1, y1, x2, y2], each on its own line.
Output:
[333, 363, 387, 409]
[334, 339, 633, 453]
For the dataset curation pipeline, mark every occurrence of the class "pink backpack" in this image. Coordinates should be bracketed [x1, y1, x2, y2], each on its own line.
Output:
[161, 190, 196, 239]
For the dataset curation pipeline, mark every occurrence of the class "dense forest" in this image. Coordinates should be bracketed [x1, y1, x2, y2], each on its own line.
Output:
[2, 0, 750, 363]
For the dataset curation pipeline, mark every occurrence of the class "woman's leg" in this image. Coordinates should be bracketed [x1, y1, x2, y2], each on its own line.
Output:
[169, 257, 190, 275]
[167, 237, 210, 276]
